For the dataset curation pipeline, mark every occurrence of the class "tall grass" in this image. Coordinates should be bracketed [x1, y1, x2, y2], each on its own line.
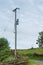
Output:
[18, 48, 43, 60]
[27, 60, 40, 65]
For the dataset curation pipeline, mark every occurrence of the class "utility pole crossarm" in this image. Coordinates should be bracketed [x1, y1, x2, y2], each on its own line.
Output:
[13, 8, 19, 12]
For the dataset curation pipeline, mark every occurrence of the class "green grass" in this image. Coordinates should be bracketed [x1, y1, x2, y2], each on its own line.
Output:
[18, 48, 43, 60]
[2, 55, 14, 62]
[1, 48, 43, 63]
[18, 48, 43, 54]
[27, 60, 40, 65]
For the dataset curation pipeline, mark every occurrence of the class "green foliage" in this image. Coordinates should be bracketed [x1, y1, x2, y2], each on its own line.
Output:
[18, 48, 43, 60]
[27, 60, 40, 65]
[0, 38, 10, 50]
[0, 37, 11, 61]
[36, 31, 43, 48]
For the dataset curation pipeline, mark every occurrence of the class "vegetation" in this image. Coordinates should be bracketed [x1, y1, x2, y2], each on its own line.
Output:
[36, 31, 43, 48]
[18, 48, 43, 60]
[0, 37, 43, 65]
[27, 60, 40, 65]
[0, 38, 13, 61]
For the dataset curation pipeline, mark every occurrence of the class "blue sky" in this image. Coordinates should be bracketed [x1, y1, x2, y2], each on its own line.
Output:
[0, 0, 43, 49]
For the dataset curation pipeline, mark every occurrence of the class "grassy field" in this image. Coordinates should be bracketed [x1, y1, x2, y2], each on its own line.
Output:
[0, 48, 43, 65]
[18, 48, 43, 60]
[27, 60, 40, 65]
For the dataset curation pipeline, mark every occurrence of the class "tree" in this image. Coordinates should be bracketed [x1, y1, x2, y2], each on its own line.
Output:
[0, 37, 10, 61]
[36, 31, 43, 48]
[0, 38, 10, 50]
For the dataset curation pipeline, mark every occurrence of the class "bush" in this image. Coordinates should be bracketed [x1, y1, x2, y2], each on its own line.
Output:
[0, 38, 11, 61]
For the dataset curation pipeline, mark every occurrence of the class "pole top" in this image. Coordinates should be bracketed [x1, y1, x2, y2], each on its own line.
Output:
[13, 8, 20, 12]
